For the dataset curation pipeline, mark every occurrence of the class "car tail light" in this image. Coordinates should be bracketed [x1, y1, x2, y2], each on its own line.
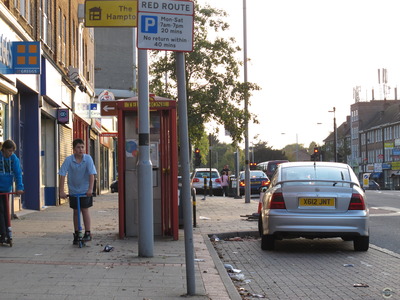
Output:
[240, 180, 245, 187]
[261, 179, 270, 186]
[269, 192, 286, 209]
[192, 178, 200, 183]
[348, 193, 366, 210]
[215, 178, 221, 183]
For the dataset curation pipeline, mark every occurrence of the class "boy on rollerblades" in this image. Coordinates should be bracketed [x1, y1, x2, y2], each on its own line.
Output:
[59, 139, 97, 245]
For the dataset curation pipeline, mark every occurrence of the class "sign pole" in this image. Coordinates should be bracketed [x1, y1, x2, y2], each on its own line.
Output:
[137, 49, 154, 257]
[137, 0, 195, 287]
[176, 52, 195, 295]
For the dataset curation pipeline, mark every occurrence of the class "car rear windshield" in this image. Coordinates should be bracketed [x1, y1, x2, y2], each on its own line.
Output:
[195, 171, 219, 179]
[282, 166, 351, 182]
[240, 171, 266, 180]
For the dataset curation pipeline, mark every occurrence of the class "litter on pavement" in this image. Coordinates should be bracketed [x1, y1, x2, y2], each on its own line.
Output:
[353, 283, 369, 287]
[103, 244, 114, 252]
[210, 234, 220, 241]
[224, 264, 241, 273]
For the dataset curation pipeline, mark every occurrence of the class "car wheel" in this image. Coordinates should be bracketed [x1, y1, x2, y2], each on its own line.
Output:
[261, 234, 275, 250]
[353, 236, 369, 251]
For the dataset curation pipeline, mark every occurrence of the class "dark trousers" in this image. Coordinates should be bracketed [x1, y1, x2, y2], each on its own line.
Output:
[0, 194, 7, 236]
[222, 186, 229, 197]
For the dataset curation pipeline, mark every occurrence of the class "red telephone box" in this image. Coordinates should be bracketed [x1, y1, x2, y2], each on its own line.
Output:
[116, 95, 179, 240]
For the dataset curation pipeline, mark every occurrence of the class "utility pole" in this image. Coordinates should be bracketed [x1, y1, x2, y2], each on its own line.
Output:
[329, 107, 337, 162]
[243, 0, 250, 203]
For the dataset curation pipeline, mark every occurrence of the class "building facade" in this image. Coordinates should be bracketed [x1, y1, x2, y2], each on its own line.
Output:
[0, 0, 113, 212]
[94, 27, 138, 186]
[323, 97, 400, 190]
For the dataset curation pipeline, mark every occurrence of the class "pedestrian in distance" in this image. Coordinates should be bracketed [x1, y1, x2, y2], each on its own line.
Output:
[221, 165, 230, 176]
[59, 139, 97, 245]
[221, 171, 229, 197]
[0, 140, 24, 243]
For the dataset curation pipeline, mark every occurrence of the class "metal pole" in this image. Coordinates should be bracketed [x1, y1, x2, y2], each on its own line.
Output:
[132, 28, 137, 96]
[234, 150, 241, 199]
[329, 107, 337, 162]
[137, 49, 154, 257]
[333, 107, 337, 162]
[243, 0, 250, 203]
[176, 52, 196, 295]
[209, 134, 213, 196]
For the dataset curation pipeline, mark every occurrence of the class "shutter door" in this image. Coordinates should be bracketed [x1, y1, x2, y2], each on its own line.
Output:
[59, 126, 72, 204]
[59, 125, 73, 167]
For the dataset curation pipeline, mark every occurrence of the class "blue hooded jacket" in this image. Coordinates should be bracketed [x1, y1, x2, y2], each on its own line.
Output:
[0, 152, 24, 192]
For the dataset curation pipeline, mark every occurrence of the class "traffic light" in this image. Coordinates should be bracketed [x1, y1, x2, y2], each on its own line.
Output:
[250, 162, 257, 170]
[313, 147, 320, 161]
[194, 148, 201, 166]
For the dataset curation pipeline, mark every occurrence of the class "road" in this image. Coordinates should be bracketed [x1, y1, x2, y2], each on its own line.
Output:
[366, 190, 400, 254]
[210, 191, 400, 299]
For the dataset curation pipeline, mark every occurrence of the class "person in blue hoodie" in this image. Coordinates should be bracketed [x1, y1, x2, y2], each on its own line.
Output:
[0, 140, 24, 243]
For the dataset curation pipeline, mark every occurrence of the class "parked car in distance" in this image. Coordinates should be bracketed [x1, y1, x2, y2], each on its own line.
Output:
[258, 161, 369, 251]
[257, 160, 289, 179]
[191, 168, 223, 196]
[239, 170, 270, 195]
[364, 180, 380, 190]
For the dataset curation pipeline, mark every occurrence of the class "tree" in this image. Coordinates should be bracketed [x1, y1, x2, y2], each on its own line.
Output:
[282, 143, 306, 162]
[252, 141, 287, 163]
[149, 2, 260, 146]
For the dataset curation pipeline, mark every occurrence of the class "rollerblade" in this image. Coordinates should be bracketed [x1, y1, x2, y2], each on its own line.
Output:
[0, 232, 12, 247]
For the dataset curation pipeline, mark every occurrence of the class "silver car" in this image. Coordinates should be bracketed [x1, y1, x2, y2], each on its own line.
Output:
[191, 168, 223, 196]
[258, 161, 369, 251]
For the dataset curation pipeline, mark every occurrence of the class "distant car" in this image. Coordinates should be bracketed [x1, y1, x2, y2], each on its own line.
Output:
[191, 168, 223, 196]
[239, 170, 270, 195]
[258, 161, 369, 251]
[257, 160, 289, 178]
[110, 180, 118, 193]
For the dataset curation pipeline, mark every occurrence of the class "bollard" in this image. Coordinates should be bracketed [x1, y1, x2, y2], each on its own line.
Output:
[192, 188, 196, 227]
[202, 176, 207, 200]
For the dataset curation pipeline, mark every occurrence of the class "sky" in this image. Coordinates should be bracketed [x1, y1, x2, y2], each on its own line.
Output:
[199, 0, 400, 149]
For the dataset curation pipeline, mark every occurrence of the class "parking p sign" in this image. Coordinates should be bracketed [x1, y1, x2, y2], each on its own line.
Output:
[142, 15, 158, 33]
[137, 0, 194, 52]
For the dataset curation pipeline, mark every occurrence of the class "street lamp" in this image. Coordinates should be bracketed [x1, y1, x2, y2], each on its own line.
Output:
[243, 0, 251, 203]
[328, 107, 337, 162]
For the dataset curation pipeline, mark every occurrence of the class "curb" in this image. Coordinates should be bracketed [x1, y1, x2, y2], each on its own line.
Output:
[203, 231, 260, 300]
[203, 233, 243, 300]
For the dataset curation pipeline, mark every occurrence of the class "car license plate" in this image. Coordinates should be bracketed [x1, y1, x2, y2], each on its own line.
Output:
[299, 198, 335, 207]
[252, 181, 261, 185]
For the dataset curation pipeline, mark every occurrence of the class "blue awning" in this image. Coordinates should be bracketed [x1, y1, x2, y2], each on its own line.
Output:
[370, 172, 383, 179]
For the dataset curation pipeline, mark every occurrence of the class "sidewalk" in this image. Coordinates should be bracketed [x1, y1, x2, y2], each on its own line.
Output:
[0, 193, 258, 300]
